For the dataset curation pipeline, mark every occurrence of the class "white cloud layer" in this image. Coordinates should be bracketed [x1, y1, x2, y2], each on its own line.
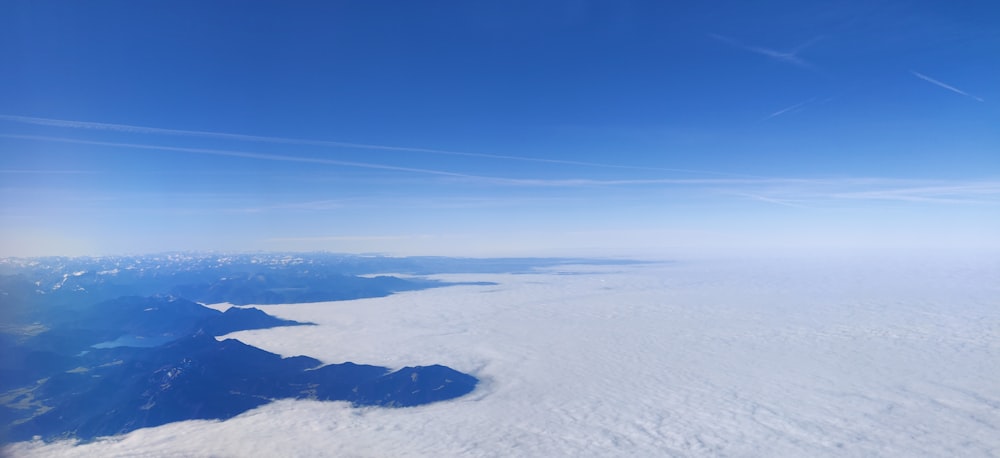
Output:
[6, 256, 1000, 457]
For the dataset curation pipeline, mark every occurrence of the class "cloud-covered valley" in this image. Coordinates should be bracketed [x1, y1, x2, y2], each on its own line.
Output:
[8, 256, 998, 457]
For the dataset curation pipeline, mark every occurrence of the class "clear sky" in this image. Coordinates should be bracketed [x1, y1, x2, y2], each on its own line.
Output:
[1, 1, 998, 258]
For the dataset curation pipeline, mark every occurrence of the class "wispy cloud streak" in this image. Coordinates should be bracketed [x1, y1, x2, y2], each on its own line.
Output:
[2, 134, 998, 208]
[0, 134, 868, 189]
[0, 134, 759, 187]
[762, 98, 816, 121]
[730, 192, 810, 208]
[0, 134, 475, 179]
[227, 199, 349, 214]
[0, 114, 748, 177]
[0, 169, 97, 174]
[0, 134, 794, 187]
[910, 71, 984, 102]
[831, 182, 1000, 204]
[709, 34, 820, 69]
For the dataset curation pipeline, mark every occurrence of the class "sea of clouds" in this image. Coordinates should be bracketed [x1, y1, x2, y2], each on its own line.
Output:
[6, 255, 999, 457]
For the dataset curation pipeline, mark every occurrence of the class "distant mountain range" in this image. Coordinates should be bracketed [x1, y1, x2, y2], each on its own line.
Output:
[0, 252, 629, 319]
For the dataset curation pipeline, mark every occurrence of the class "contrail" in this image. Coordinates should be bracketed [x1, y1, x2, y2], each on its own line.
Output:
[0, 114, 755, 178]
[762, 98, 816, 121]
[911, 71, 984, 102]
[0, 134, 474, 179]
[4, 133, 997, 204]
[731, 192, 810, 208]
[0, 169, 97, 174]
[709, 34, 820, 70]
[0, 133, 784, 187]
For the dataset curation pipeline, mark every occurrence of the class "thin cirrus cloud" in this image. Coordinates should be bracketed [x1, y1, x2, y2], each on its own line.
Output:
[709, 34, 822, 70]
[2, 133, 998, 208]
[224, 199, 350, 215]
[0, 134, 901, 195]
[0, 114, 745, 177]
[0, 169, 98, 174]
[910, 71, 984, 102]
[8, 126, 990, 201]
[1, 116, 996, 210]
[717, 179, 1000, 208]
[830, 182, 1000, 204]
[729, 192, 811, 208]
[761, 98, 817, 121]
[0, 133, 786, 188]
[0, 134, 476, 179]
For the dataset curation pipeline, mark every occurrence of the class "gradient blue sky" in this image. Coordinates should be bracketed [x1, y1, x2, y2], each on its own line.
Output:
[1, 1, 998, 257]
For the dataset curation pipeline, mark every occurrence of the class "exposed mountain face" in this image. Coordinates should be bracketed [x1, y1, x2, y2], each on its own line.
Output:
[5, 331, 476, 443]
[1, 296, 309, 391]
[0, 254, 509, 443]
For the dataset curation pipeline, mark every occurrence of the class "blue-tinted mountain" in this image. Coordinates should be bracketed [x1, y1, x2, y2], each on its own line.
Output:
[9, 334, 476, 440]
[0, 253, 637, 444]
[6, 333, 475, 442]
[0, 295, 476, 443]
[0, 252, 633, 318]
[0, 296, 307, 392]
[0, 254, 463, 325]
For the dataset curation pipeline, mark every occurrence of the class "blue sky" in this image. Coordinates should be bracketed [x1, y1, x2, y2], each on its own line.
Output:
[1, 1, 998, 257]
